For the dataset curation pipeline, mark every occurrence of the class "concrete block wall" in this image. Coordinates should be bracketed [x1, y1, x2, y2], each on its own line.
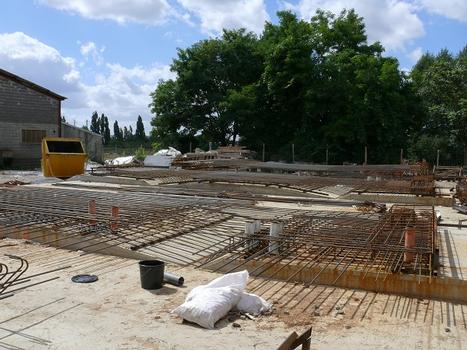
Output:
[0, 74, 61, 168]
[61, 123, 104, 163]
[0, 75, 59, 124]
[0, 121, 58, 168]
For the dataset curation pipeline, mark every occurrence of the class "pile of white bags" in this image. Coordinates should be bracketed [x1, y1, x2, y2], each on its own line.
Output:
[172, 270, 271, 329]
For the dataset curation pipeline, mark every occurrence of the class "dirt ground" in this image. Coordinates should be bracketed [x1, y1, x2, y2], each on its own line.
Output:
[1, 240, 466, 350]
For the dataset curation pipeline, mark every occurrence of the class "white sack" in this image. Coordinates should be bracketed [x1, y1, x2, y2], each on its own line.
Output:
[186, 270, 249, 302]
[172, 270, 270, 329]
[236, 292, 272, 315]
[172, 286, 242, 329]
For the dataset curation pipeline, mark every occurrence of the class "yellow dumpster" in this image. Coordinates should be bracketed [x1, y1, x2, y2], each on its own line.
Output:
[41, 137, 87, 178]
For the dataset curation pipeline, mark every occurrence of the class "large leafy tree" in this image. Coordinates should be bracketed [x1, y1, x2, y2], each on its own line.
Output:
[150, 29, 263, 151]
[411, 47, 467, 165]
[149, 9, 423, 163]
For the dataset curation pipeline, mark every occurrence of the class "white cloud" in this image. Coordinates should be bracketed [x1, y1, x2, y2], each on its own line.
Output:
[39, 0, 173, 25]
[0, 32, 81, 95]
[408, 46, 423, 62]
[289, 0, 425, 51]
[177, 0, 269, 34]
[39, 0, 268, 35]
[79, 41, 105, 65]
[83, 63, 174, 127]
[0, 32, 172, 130]
[418, 0, 467, 22]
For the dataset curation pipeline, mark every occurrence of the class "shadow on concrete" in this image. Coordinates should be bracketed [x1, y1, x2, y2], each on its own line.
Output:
[149, 285, 178, 295]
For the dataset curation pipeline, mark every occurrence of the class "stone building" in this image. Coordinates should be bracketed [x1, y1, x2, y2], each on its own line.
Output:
[0, 68, 103, 167]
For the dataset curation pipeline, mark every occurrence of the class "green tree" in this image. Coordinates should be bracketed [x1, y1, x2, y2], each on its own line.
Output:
[123, 126, 133, 141]
[103, 116, 111, 145]
[99, 114, 105, 135]
[113, 120, 123, 141]
[411, 46, 467, 165]
[149, 9, 421, 163]
[90, 111, 100, 134]
[135, 115, 146, 141]
[150, 29, 263, 151]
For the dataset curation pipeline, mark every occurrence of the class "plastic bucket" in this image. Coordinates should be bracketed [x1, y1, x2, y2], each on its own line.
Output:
[139, 260, 165, 290]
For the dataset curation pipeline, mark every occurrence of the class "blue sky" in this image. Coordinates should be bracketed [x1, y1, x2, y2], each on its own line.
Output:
[0, 0, 466, 132]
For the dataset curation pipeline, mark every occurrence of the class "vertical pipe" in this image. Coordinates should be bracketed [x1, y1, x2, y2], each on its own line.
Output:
[326, 145, 329, 165]
[364, 146, 368, 165]
[254, 220, 261, 233]
[22, 229, 30, 240]
[400, 148, 403, 164]
[110, 206, 119, 232]
[262, 143, 265, 162]
[269, 221, 283, 254]
[189, 142, 192, 153]
[245, 221, 256, 252]
[292, 144, 295, 163]
[436, 149, 440, 167]
[88, 200, 96, 227]
[404, 226, 416, 263]
[209, 142, 212, 152]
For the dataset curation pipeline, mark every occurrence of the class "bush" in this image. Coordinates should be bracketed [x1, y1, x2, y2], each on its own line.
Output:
[134, 146, 147, 161]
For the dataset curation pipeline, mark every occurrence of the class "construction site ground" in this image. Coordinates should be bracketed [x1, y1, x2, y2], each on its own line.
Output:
[1, 239, 466, 350]
[1, 170, 467, 349]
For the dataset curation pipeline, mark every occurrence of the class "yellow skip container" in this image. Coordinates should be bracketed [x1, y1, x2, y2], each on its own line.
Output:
[41, 137, 87, 178]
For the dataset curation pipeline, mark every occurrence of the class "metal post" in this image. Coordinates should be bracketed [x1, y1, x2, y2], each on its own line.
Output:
[436, 149, 440, 167]
[110, 206, 119, 232]
[400, 148, 403, 164]
[88, 200, 96, 227]
[364, 146, 368, 165]
[189, 142, 192, 153]
[209, 142, 212, 152]
[262, 143, 265, 162]
[326, 145, 329, 165]
[292, 143, 295, 163]
[404, 226, 416, 263]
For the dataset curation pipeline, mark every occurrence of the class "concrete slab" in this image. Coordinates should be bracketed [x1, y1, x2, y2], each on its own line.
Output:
[1, 240, 466, 350]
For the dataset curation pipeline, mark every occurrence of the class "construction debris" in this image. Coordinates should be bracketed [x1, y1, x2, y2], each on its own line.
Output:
[217, 146, 254, 159]
[144, 147, 181, 168]
[433, 166, 463, 181]
[105, 155, 137, 166]
[0, 179, 28, 187]
[354, 201, 387, 213]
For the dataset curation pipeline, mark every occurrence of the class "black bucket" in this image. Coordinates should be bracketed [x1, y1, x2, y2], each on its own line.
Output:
[139, 260, 165, 290]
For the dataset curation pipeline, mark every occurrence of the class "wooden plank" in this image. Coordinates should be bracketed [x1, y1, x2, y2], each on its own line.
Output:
[291, 327, 312, 349]
[277, 332, 298, 350]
